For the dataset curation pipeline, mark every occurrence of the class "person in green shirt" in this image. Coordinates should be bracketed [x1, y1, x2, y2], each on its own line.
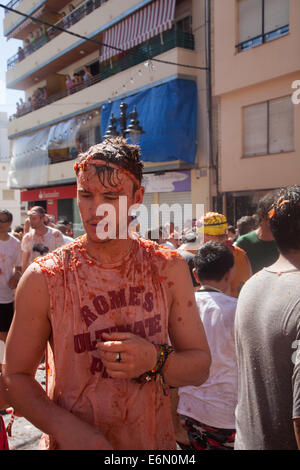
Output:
[235, 192, 279, 274]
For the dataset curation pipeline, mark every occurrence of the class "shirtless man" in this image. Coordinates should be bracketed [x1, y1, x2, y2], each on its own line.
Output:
[1, 137, 211, 450]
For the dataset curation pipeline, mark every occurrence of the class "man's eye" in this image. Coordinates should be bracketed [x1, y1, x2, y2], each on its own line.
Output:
[80, 193, 91, 198]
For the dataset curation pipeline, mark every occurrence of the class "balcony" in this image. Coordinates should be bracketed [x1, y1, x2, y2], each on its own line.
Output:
[4, 0, 21, 15]
[7, 0, 109, 70]
[10, 29, 195, 121]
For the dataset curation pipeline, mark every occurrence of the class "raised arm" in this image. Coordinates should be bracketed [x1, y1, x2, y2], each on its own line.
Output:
[2, 264, 112, 450]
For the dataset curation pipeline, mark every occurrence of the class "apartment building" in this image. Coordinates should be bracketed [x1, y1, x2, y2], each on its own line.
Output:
[3, 0, 214, 235]
[213, 0, 300, 224]
[0, 112, 21, 226]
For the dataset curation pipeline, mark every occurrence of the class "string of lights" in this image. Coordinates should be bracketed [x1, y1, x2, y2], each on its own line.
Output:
[0, 3, 208, 71]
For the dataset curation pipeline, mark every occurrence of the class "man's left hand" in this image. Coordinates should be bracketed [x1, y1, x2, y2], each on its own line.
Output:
[8, 272, 21, 290]
[98, 332, 157, 379]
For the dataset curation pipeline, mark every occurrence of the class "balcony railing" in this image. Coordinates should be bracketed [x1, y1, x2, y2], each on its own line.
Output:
[236, 24, 289, 52]
[4, 0, 21, 15]
[7, 0, 109, 70]
[11, 29, 195, 120]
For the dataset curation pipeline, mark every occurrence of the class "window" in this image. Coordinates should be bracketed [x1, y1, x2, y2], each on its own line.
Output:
[237, 0, 289, 52]
[243, 96, 294, 157]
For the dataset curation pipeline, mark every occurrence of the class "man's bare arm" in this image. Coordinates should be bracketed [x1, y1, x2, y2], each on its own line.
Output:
[2, 264, 112, 450]
[21, 251, 30, 273]
[161, 257, 211, 387]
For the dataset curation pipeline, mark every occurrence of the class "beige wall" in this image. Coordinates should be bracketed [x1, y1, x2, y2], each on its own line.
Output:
[219, 72, 300, 192]
[214, 0, 300, 96]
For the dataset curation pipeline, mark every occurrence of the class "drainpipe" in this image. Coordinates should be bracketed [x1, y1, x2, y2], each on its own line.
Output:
[205, 0, 213, 170]
[205, 0, 222, 213]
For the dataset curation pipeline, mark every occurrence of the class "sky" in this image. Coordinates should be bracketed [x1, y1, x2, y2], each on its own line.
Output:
[0, 5, 25, 118]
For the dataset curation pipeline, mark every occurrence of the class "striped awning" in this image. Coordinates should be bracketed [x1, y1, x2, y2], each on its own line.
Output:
[6, 4, 47, 39]
[99, 0, 176, 62]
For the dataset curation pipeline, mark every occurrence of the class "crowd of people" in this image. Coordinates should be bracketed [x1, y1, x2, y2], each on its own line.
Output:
[12, 64, 93, 119]
[15, 4, 78, 64]
[66, 66, 93, 95]
[14, 87, 48, 118]
[0, 137, 299, 451]
[12, 1, 106, 68]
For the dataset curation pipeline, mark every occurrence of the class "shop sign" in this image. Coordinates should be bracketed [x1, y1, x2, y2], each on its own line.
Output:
[142, 170, 191, 193]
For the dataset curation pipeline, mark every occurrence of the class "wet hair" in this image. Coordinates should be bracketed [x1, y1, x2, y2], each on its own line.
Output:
[236, 215, 257, 236]
[75, 137, 143, 191]
[0, 209, 13, 222]
[194, 241, 234, 282]
[257, 191, 279, 221]
[268, 185, 300, 254]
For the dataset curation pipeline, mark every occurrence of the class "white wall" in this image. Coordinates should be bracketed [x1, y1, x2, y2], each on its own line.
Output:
[0, 112, 21, 226]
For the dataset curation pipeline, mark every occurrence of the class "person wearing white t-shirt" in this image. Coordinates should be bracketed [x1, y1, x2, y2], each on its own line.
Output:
[0, 210, 22, 370]
[21, 206, 65, 273]
[177, 241, 237, 450]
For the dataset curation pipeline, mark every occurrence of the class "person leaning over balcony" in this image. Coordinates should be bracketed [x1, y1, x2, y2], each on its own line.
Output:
[83, 66, 92, 87]
[1, 137, 211, 450]
[66, 74, 74, 94]
[28, 31, 35, 45]
[17, 46, 25, 62]
[24, 38, 31, 55]
[39, 26, 48, 45]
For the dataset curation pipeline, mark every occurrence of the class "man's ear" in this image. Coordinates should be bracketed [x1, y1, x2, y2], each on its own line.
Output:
[134, 185, 145, 206]
[192, 267, 201, 284]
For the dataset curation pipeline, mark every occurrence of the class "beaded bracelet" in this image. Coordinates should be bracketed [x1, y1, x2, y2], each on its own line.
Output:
[134, 343, 175, 393]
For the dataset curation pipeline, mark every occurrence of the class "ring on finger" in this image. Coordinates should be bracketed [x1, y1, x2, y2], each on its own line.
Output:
[116, 352, 122, 363]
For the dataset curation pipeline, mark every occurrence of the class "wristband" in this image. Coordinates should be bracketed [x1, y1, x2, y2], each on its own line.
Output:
[133, 343, 175, 395]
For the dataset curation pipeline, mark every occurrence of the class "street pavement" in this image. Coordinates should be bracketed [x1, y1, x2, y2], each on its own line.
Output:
[2, 368, 45, 450]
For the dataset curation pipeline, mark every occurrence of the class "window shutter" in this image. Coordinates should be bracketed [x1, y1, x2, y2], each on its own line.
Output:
[158, 191, 192, 230]
[269, 96, 294, 154]
[243, 102, 268, 156]
[264, 0, 289, 34]
[238, 0, 262, 43]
